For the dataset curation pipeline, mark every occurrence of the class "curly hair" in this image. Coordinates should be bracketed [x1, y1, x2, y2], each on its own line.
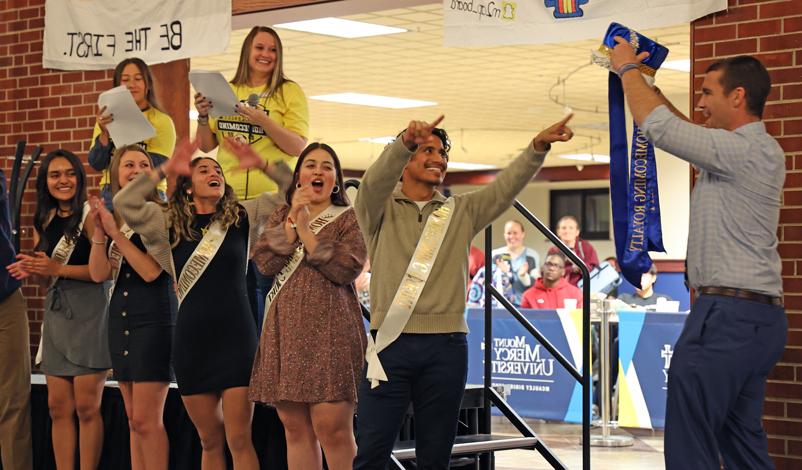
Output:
[166, 158, 242, 247]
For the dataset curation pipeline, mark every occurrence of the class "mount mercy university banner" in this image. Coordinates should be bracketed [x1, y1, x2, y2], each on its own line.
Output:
[43, 0, 231, 70]
[443, 0, 726, 46]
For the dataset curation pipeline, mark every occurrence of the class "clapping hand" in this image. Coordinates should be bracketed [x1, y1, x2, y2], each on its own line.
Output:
[289, 184, 313, 228]
[13, 252, 61, 278]
[402, 115, 445, 150]
[89, 195, 119, 239]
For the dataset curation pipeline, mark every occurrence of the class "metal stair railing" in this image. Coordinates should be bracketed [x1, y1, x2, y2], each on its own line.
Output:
[344, 180, 586, 469]
[482, 199, 591, 470]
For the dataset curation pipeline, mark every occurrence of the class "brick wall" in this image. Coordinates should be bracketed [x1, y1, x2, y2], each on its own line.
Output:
[1, 0, 112, 358]
[692, 0, 802, 467]
[0, 0, 187, 361]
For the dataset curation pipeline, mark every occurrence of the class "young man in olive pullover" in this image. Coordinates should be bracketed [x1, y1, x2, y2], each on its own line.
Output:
[353, 115, 573, 469]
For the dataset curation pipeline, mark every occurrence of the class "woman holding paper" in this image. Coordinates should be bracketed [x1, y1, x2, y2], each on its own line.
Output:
[87, 144, 175, 470]
[90, 58, 176, 207]
[113, 138, 291, 470]
[7, 150, 110, 470]
[249, 143, 367, 470]
[194, 26, 309, 200]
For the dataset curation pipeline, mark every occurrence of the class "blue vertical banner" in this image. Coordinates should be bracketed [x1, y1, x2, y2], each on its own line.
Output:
[618, 310, 687, 428]
[600, 23, 669, 287]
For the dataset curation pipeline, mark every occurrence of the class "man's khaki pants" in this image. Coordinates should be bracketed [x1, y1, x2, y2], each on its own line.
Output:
[0, 289, 32, 470]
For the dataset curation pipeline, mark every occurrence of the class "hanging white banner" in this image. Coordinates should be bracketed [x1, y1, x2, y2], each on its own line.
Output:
[43, 0, 231, 70]
[443, 0, 727, 47]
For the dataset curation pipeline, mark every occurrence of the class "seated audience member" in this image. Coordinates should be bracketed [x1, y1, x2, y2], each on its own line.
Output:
[491, 220, 540, 305]
[548, 215, 599, 286]
[618, 264, 673, 307]
[521, 252, 583, 309]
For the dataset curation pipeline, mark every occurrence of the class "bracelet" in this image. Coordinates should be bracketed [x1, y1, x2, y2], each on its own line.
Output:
[91, 237, 107, 245]
[616, 62, 641, 78]
[197, 115, 209, 126]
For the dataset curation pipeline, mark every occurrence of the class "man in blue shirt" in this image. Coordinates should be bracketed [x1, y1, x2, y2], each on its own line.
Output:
[0, 169, 32, 469]
[612, 41, 785, 470]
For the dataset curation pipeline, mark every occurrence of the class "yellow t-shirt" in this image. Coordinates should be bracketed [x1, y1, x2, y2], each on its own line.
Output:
[210, 81, 309, 199]
[90, 107, 176, 192]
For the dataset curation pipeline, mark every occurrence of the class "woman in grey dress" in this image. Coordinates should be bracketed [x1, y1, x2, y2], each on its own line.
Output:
[8, 149, 110, 469]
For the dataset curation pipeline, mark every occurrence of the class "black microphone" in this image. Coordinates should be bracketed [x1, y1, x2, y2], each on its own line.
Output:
[247, 93, 259, 108]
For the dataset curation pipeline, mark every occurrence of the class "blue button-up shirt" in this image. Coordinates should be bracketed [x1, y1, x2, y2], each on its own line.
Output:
[641, 105, 785, 297]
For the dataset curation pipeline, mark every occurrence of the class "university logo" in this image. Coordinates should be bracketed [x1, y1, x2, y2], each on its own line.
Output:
[544, 0, 589, 19]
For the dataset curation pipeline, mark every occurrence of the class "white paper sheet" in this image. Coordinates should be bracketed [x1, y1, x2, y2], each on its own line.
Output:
[97, 86, 155, 147]
[189, 70, 239, 118]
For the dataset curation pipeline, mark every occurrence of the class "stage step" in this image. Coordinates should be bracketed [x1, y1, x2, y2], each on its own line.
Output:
[392, 434, 538, 461]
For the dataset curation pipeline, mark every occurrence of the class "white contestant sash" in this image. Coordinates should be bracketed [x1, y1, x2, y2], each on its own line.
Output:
[261, 205, 350, 334]
[175, 221, 228, 306]
[365, 197, 456, 389]
[36, 202, 91, 365]
[107, 224, 136, 298]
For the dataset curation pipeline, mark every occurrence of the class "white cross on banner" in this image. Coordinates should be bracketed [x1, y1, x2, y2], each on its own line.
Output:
[43, 0, 231, 70]
[443, 0, 727, 47]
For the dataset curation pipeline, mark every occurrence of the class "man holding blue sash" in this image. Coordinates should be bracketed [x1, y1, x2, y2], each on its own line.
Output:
[353, 114, 573, 469]
[611, 40, 786, 469]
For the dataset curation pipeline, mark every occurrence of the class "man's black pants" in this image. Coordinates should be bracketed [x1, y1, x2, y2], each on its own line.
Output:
[354, 333, 468, 470]
[665, 294, 786, 469]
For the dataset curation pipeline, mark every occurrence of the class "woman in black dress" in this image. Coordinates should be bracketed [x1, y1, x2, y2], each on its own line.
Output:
[8, 150, 110, 469]
[113, 139, 290, 470]
[88, 144, 175, 470]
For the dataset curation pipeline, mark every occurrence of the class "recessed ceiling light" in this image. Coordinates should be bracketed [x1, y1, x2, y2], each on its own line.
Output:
[662, 59, 690, 73]
[311, 93, 436, 109]
[559, 153, 610, 163]
[358, 136, 396, 145]
[447, 162, 496, 171]
[274, 18, 406, 38]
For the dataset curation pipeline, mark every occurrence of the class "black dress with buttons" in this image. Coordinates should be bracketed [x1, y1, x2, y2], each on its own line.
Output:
[171, 211, 258, 395]
[108, 233, 177, 382]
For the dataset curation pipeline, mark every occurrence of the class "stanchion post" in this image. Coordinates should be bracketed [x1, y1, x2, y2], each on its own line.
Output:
[589, 299, 633, 448]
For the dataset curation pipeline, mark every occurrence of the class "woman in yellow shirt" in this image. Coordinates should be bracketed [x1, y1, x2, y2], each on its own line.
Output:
[90, 58, 176, 207]
[194, 26, 309, 200]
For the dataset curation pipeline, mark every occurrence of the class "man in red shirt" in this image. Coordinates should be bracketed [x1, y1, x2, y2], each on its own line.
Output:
[521, 252, 583, 309]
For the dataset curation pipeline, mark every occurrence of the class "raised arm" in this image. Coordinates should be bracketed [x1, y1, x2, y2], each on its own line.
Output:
[355, 116, 444, 236]
[464, 114, 574, 231]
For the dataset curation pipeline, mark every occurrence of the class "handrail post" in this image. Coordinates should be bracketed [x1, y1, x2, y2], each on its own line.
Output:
[482, 225, 493, 470]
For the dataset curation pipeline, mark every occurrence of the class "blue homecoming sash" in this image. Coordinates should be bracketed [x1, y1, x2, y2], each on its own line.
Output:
[594, 23, 669, 287]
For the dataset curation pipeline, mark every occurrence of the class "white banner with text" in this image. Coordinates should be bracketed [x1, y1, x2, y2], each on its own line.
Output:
[43, 0, 231, 70]
[443, 0, 727, 46]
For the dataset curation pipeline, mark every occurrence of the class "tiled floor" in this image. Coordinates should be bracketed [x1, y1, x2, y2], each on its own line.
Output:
[492, 418, 665, 470]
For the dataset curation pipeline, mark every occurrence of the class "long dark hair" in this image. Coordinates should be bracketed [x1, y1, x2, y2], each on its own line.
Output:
[34, 150, 87, 252]
[167, 158, 242, 247]
[113, 57, 161, 111]
[284, 143, 350, 207]
[230, 26, 290, 100]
